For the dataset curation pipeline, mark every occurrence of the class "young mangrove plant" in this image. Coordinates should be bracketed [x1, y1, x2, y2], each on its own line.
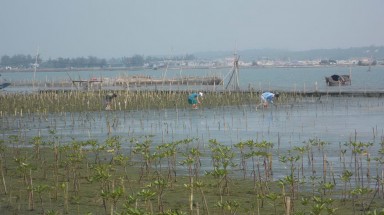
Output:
[0, 140, 7, 195]
[234, 141, 248, 179]
[133, 135, 154, 182]
[206, 139, 237, 197]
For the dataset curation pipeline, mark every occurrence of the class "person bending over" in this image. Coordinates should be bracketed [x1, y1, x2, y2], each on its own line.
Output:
[105, 92, 117, 110]
[260, 91, 279, 108]
[188, 92, 203, 109]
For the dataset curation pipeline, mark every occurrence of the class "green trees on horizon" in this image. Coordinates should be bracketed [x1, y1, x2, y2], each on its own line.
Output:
[0, 53, 196, 69]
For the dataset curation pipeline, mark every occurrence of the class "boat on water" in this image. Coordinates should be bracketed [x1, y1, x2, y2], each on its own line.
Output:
[0, 74, 11, 89]
[0, 82, 11, 89]
[325, 74, 351, 86]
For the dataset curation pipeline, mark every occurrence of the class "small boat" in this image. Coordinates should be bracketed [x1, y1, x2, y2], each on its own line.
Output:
[0, 74, 11, 89]
[325, 74, 351, 86]
[0, 82, 11, 89]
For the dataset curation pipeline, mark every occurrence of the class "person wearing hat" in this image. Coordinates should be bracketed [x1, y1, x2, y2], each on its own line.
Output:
[188, 92, 203, 109]
[105, 92, 117, 110]
[260, 91, 279, 108]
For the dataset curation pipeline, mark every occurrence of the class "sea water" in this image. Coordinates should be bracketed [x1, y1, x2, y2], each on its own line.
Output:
[1, 95, 383, 180]
[1, 66, 384, 182]
[1, 65, 384, 93]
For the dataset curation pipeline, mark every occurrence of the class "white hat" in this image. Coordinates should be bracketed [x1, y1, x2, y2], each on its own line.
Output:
[199, 92, 203, 96]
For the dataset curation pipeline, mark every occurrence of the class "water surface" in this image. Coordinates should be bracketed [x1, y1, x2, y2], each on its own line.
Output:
[2, 65, 384, 93]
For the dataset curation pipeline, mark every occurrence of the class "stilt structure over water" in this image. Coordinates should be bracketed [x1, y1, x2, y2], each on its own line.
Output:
[225, 53, 240, 91]
[33, 48, 39, 91]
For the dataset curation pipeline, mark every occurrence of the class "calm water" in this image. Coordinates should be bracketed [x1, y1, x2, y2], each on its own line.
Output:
[1, 95, 383, 180]
[1, 66, 384, 181]
[4, 96, 381, 146]
[1, 65, 384, 92]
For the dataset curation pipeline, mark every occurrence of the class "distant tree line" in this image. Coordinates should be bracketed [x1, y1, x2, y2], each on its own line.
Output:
[1, 54, 42, 68]
[0, 54, 196, 69]
[43, 56, 108, 68]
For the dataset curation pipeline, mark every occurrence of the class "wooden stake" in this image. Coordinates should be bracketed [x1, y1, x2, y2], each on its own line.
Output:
[285, 196, 291, 215]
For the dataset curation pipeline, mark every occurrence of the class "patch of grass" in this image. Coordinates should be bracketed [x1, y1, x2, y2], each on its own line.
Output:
[0, 90, 293, 114]
[0, 136, 383, 214]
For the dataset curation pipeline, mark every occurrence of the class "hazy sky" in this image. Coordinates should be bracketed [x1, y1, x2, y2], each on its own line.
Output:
[1, 0, 383, 59]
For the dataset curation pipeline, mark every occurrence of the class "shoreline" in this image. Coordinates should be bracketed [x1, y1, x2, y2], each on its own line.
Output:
[1, 64, 380, 73]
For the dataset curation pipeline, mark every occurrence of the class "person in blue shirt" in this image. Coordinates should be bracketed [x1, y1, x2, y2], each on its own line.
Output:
[188, 92, 203, 109]
[260, 92, 279, 108]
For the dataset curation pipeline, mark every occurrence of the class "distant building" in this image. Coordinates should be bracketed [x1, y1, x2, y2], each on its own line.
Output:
[319, 59, 337, 65]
